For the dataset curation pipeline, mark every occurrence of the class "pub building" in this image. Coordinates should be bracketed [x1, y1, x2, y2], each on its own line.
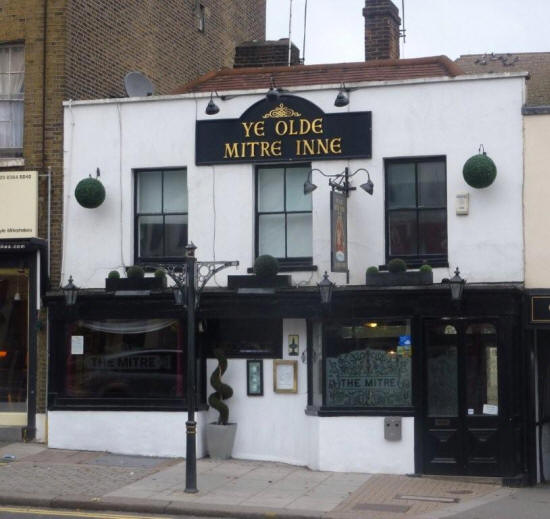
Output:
[44, 42, 533, 482]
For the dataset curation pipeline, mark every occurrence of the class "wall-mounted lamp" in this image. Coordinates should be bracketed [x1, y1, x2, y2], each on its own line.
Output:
[304, 167, 374, 198]
[334, 84, 349, 107]
[205, 92, 220, 115]
[266, 77, 280, 102]
[318, 271, 334, 305]
[448, 267, 465, 302]
[63, 276, 78, 306]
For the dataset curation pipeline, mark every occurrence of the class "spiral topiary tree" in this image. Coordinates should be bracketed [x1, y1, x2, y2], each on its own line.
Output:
[208, 348, 233, 425]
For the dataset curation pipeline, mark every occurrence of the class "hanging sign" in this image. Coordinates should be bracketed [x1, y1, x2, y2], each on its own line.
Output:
[331, 191, 348, 272]
[196, 95, 371, 165]
[0, 171, 38, 239]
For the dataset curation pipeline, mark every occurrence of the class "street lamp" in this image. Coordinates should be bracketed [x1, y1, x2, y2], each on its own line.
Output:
[62, 276, 78, 306]
[146, 243, 238, 493]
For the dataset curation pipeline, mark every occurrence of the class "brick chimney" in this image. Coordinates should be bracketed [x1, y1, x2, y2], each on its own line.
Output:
[363, 0, 401, 60]
[234, 39, 300, 68]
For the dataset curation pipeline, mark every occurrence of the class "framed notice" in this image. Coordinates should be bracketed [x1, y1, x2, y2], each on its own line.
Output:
[0, 171, 38, 239]
[273, 360, 298, 394]
[330, 191, 348, 272]
[247, 359, 263, 396]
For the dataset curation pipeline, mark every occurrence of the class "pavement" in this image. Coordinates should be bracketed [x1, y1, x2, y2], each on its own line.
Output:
[0, 442, 533, 518]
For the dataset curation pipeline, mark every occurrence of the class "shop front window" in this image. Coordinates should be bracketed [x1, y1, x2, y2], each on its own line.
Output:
[325, 319, 412, 408]
[65, 319, 183, 399]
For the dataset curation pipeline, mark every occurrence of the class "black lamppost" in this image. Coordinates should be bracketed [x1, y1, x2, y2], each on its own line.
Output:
[62, 276, 78, 306]
[448, 267, 465, 303]
[148, 243, 238, 493]
[318, 271, 334, 305]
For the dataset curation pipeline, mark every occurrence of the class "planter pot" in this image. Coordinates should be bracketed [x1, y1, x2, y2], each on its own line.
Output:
[206, 423, 237, 460]
[366, 270, 433, 286]
[105, 277, 166, 291]
[227, 275, 291, 289]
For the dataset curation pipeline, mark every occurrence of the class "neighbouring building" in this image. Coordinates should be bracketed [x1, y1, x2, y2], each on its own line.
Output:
[0, 0, 265, 442]
[46, 0, 533, 477]
[458, 51, 550, 484]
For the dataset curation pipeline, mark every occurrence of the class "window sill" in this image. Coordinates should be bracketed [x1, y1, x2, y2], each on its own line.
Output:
[305, 405, 414, 417]
[0, 157, 24, 168]
[247, 265, 318, 274]
[49, 397, 209, 412]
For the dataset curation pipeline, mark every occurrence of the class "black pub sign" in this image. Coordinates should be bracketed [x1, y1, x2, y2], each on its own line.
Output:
[196, 95, 372, 165]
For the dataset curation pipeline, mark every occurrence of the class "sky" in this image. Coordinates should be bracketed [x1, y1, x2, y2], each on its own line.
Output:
[266, 0, 550, 64]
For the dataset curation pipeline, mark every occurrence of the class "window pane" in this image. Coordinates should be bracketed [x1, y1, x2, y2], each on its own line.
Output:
[418, 161, 445, 207]
[419, 209, 447, 255]
[258, 168, 284, 212]
[465, 323, 498, 415]
[389, 210, 417, 256]
[287, 213, 312, 257]
[67, 321, 182, 398]
[286, 166, 311, 211]
[427, 324, 458, 417]
[137, 171, 162, 213]
[387, 163, 416, 208]
[138, 215, 163, 258]
[164, 214, 187, 257]
[258, 214, 285, 257]
[10, 46, 24, 73]
[11, 101, 23, 148]
[325, 320, 412, 407]
[163, 169, 187, 213]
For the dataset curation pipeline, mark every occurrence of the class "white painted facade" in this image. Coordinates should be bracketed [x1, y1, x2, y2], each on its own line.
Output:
[54, 72, 525, 473]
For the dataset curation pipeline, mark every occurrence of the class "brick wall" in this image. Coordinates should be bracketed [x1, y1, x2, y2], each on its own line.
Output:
[363, 0, 401, 61]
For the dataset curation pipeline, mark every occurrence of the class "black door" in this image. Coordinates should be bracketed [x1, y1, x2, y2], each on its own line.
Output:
[423, 320, 500, 476]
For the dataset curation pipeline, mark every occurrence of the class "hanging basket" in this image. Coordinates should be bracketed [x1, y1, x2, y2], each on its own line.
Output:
[462, 151, 497, 189]
[75, 176, 106, 208]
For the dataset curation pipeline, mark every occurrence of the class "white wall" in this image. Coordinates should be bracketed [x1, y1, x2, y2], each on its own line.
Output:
[62, 75, 525, 288]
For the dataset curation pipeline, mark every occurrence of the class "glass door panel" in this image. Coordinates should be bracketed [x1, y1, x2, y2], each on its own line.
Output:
[0, 269, 28, 412]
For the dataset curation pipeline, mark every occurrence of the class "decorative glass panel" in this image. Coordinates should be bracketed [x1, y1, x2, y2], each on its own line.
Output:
[389, 210, 417, 255]
[418, 162, 446, 207]
[427, 325, 458, 417]
[387, 163, 416, 208]
[164, 214, 187, 257]
[138, 215, 163, 257]
[465, 323, 498, 415]
[138, 172, 162, 213]
[418, 209, 447, 255]
[286, 167, 311, 211]
[258, 168, 284, 212]
[287, 213, 312, 257]
[258, 214, 285, 257]
[163, 169, 187, 213]
[325, 320, 412, 407]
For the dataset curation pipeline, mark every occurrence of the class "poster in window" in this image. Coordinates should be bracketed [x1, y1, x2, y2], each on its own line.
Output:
[330, 191, 347, 272]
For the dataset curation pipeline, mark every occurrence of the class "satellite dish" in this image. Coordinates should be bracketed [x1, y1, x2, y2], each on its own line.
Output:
[124, 71, 154, 97]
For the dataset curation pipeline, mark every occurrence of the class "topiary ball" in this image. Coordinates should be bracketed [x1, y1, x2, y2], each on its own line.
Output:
[126, 265, 145, 278]
[75, 177, 106, 208]
[154, 269, 166, 279]
[366, 266, 379, 274]
[419, 264, 432, 273]
[388, 258, 407, 273]
[253, 255, 279, 279]
[463, 153, 497, 188]
[107, 270, 120, 279]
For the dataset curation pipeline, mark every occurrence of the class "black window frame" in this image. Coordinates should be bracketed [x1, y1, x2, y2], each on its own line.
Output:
[134, 167, 188, 264]
[384, 156, 448, 268]
[255, 163, 313, 269]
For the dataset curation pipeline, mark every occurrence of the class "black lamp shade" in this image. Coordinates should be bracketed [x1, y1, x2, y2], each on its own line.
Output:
[303, 179, 317, 194]
[63, 276, 78, 306]
[449, 267, 465, 301]
[334, 90, 349, 107]
[360, 179, 374, 195]
[319, 271, 334, 305]
[205, 98, 219, 115]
